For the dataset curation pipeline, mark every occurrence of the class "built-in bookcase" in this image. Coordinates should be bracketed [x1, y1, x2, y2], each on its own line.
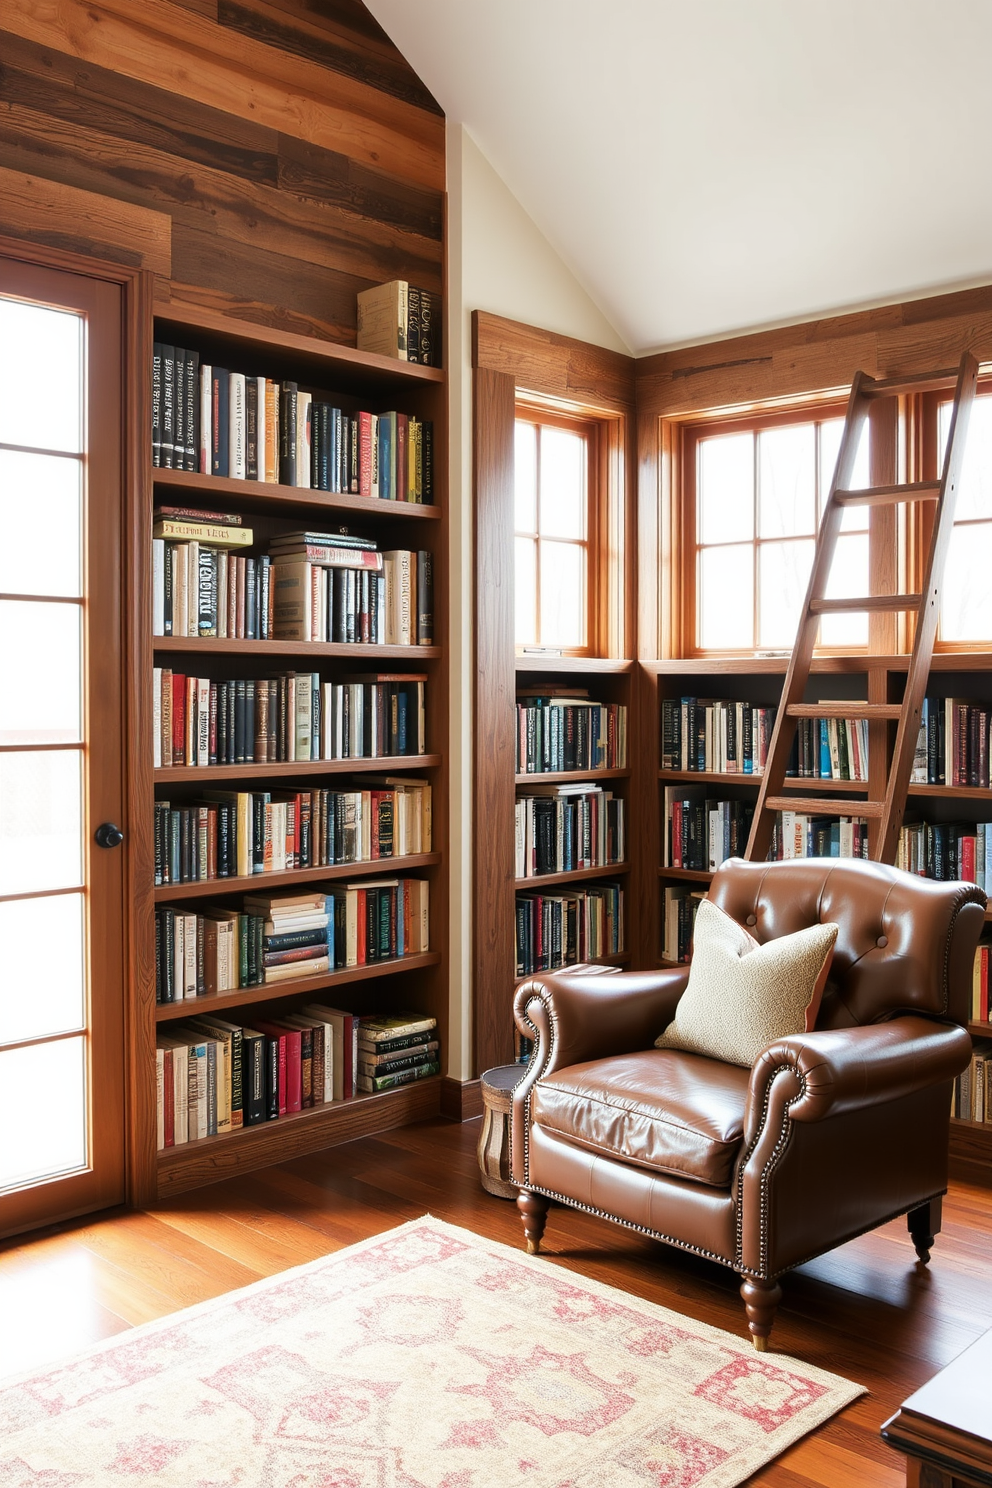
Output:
[132, 304, 448, 1198]
[649, 652, 992, 1181]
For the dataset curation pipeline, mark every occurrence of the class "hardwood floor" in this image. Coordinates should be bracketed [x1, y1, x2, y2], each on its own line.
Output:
[2, 1115, 990, 1486]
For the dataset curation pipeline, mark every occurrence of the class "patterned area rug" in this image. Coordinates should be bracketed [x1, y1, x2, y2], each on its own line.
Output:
[0, 1216, 863, 1487]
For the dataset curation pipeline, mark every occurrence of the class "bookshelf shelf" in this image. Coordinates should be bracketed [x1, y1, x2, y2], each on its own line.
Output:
[515, 656, 634, 675]
[658, 867, 713, 883]
[153, 636, 440, 660]
[156, 1074, 442, 1196]
[154, 852, 441, 902]
[515, 862, 630, 890]
[154, 950, 442, 1023]
[154, 753, 441, 784]
[515, 768, 630, 785]
[153, 467, 441, 524]
[658, 770, 868, 793]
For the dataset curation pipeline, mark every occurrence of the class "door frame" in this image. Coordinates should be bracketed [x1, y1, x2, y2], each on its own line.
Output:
[0, 235, 155, 1227]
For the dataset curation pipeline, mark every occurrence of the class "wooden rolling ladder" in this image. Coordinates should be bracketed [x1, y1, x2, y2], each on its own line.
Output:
[745, 352, 979, 865]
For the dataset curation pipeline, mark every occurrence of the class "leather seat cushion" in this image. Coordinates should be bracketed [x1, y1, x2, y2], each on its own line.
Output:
[531, 1049, 749, 1188]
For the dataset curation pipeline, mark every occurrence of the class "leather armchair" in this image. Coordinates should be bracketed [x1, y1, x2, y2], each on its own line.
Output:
[511, 858, 984, 1349]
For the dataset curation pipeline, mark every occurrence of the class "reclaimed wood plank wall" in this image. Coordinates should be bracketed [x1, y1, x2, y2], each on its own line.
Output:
[0, 0, 445, 340]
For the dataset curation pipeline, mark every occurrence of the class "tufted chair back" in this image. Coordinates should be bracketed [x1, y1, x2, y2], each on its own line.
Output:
[708, 857, 986, 1029]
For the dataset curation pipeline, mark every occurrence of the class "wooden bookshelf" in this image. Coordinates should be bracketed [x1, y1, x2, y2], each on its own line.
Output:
[133, 305, 449, 1201]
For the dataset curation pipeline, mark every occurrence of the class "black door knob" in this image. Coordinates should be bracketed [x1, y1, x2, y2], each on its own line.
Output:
[95, 822, 124, 849]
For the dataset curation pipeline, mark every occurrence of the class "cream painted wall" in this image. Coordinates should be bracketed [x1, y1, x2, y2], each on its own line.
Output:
[446, 126, 629, 1082]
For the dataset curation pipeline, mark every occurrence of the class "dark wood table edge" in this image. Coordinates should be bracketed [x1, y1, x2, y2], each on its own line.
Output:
[882, 1409, 992, 1487]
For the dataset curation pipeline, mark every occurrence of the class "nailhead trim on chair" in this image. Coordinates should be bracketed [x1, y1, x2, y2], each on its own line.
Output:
[523, 1183, 736, 1268]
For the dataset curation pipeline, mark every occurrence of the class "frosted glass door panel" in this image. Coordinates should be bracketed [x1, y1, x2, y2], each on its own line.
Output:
[0, 301, 82, 453]
[0, 750, 83, 895]
[0, 894, 85, 1045]
[0, 601, 82, 744]
[0, 451, 82, 596]
[0, 1039, 87, 1191]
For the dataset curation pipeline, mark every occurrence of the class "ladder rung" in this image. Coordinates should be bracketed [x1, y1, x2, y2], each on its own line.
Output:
[765, 795, 884, 819]
[834, 481, 941, 507]
[809, 593, 923, 615]
[786, 703, 902, 720]
[863, 368, 959, 397]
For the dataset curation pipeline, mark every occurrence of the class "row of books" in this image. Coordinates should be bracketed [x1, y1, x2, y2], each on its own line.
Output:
[661, 698, 776, 775]
[515, 785, 625, 879]
[787, 716, 869, 782]
[151, 346, 434, 499]
[155, 881, 430, 1003]
[154, 778, 431, 885]
[156, 1011, 440, 1148]
[152, 520, 433, 648]
[271, 543, 431, 646]
[662, 885, 704, 964]
[912, 697, 991, 788]
[663, 790, 754, 872]
[516, 694, 628, 775]
[356, 280, 440, 366]
[152, 670, 427, 767]
[515, 884, 624, 976]
[953, 1041, 992, 1124]
[769, 814, 871, 861]
[972, 945, 992, 1025]
[896, 821, 992, 889]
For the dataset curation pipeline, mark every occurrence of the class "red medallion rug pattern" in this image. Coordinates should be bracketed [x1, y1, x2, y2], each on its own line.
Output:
[0, 1216, 863, 1487]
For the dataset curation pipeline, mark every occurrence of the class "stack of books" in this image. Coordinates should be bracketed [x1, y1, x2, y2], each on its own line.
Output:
[356, 280, 440, 366]
[515, 784, 625, 877]
[152, 508, 263, 639]
[154, 777, 432, 886]
[151, 346, 434, 498]
[248, 890, 332, 985]
[516, 692, 628, 773]
[356, 1013, 440, 1092]
[270, 532, 433, 645]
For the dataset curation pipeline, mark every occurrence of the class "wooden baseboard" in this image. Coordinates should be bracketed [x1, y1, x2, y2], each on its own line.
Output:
[440, 1077, 484, 1121]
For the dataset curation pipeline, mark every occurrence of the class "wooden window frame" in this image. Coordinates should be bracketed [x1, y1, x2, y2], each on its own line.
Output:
[670, 395, 913, 660]
[513, 404, 603, 658]
[921, 378, 992, 655]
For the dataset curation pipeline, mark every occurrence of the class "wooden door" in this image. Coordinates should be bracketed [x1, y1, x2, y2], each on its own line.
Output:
[0, 255, 126, 1237]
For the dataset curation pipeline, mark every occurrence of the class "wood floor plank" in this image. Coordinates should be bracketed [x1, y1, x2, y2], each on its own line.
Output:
[1, 1114, 990, 1488]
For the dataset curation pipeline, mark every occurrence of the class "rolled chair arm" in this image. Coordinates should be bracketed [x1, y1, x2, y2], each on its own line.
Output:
[511, 967, 689, 1184]
[745, 1015, 973, 1140]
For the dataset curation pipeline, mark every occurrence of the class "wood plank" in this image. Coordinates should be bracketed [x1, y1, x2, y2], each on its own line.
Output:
[474, 311, 635, 413]
[218, 0, 442, 116]
[277, 133, 442, 242]
[153, 853, 441, 903]
[0, 162, 170, 272]
[0, 98, 443, 290]
[0, 0, 445, 190]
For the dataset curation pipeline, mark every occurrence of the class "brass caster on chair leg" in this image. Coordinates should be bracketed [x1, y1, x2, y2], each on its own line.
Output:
[740, 1275, 782, 1352]
[526, 1238, 540, 1256]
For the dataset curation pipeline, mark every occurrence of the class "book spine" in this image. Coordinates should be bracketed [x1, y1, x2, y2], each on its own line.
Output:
[229, 372, 246, 479]
[184, 349, 199, 471]
[161, 345, 175, 469]
[211, 367, 229, 477]
[151, 343, 163, 467]
[199, 363, 212, 473]
[280, 382, 298, 486]
[245, 374, 258, 481]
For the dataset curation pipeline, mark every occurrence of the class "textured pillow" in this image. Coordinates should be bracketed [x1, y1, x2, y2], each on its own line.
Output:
[655, 899, 838, 1068]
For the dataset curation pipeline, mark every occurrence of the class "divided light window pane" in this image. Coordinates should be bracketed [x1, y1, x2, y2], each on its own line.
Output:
[699, 545, 753, 650]
[0, 601, 82, 745]
[514, 417, 589, 651]
[0, 1038, 88, 1191]
[0, 745, 83, 898]
[0, 451, 82, 596]
[758, 425, 815, 539]
[0, 300, 83, 454]
[936, 395, 992, 641]
[698, 432, 753, 543]
[0, 894, 85, 1045]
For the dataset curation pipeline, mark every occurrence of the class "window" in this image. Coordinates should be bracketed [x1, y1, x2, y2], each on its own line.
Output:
[936, 391, 992, 644]
[685, 408, 870, 655]
[514, 413, 595, 653]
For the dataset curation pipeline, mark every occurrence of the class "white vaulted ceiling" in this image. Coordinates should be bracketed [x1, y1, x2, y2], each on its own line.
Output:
[365, 0, 992, 354]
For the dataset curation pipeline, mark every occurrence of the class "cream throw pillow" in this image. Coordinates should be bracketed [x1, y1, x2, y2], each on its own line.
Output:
[655, 899, 838, 1068]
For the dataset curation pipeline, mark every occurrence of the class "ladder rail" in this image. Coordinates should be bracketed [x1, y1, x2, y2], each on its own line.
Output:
[745, 351, 979, 868]
[745, 373, 873, 862]
[878, 351, 979, 859]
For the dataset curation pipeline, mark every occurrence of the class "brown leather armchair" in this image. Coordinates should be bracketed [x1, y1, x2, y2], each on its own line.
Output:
[511, 858, 984, 1350]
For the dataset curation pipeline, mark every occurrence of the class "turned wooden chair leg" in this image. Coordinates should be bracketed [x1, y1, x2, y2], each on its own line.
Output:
[908, 1196, 942, 1264]
[517, 1189, 550, 1255]
[740, 1276, 782, 1351]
